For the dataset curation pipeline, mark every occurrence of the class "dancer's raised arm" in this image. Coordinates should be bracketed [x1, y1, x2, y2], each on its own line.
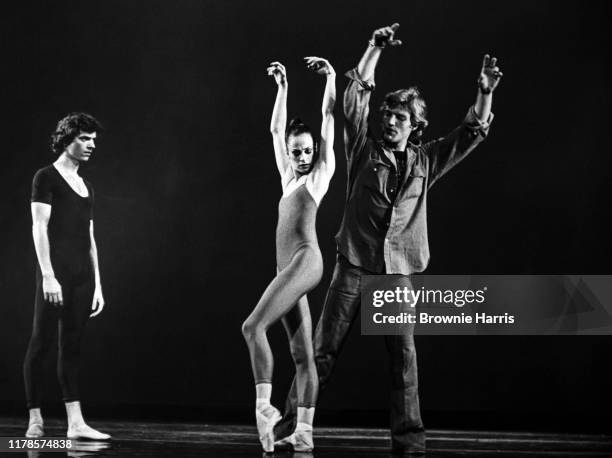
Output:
[305, 57, 336, 174]
[475, 54, 503, 122]
[424, 54, 503, 185]
[357, 23, 402, 82]
[344, 24, 402, 164]
[267, 61, 289, 175]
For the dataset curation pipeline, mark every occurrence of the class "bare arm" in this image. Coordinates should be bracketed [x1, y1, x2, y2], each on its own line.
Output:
[267, 62, 289, 176]
[89, 221, 101, 289]
[357, 23, 402, 82]
[305, 57, 336, 173]
[475, 54, 503, 122]
[89, 220, 105, 317]
[31, 202, 63, 306]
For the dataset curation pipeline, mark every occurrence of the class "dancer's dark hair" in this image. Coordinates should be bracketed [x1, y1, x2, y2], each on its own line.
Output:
[50, 112, 103, 155]
[286, 117, 318, 162]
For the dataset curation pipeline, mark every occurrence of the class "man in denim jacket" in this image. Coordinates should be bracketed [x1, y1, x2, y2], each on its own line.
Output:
[279, 23, 502, 455]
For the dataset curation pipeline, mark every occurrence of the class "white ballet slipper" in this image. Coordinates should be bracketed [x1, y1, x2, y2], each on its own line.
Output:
[25, 423, 44, 438]
[66, 424, 111, 441]
[275, 423, 314, 452]
[256, 405, 281, 452]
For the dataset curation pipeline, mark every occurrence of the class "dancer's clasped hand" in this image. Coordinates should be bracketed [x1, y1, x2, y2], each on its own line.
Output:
[304, 57, 335, 76]
[371, 23, 403, 48]
[267, 61, 287, 86]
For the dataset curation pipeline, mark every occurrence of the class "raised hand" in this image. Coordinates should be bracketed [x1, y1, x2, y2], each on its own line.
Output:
[371, 23, 403, 48]
[304, 57, 335, 76]
[267, 61, 287, 86]
[478, 54, 503, 94]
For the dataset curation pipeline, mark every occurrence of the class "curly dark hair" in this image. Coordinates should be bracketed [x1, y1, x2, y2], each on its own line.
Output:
[380, 88, 428, 142]
[50, 112, 103, 155]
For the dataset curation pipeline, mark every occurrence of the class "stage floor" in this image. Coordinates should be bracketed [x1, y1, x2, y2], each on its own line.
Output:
[1, 417, 611, 456]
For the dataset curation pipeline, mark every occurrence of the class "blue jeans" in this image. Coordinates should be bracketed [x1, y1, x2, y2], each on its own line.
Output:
[276, 253, 426, 453]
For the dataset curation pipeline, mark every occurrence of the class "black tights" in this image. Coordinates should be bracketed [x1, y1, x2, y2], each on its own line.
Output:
[23, 269, 93, 409]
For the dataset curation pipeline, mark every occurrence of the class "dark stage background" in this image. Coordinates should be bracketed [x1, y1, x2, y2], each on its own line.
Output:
[1, 0, 610, 432]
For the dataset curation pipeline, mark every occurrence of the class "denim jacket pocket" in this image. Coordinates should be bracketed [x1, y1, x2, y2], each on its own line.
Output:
[361, 157, 390, 195]
[402, 166, 426, 199]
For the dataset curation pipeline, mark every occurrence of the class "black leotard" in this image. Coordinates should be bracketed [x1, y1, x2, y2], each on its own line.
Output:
[30, 165, 94, 280]
[24, 165, 95, 409]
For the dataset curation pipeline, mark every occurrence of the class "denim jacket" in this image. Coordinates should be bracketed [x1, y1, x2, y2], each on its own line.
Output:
[335, 68, 493, 274]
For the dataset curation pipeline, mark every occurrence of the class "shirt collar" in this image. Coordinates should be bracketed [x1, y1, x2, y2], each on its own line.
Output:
[378, 138, 420, 153]
[376, 140, 418, 172]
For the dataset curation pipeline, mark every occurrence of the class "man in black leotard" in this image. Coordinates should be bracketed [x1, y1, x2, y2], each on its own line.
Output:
[277, 24, 503, 455]
[24, 112, 110, 440]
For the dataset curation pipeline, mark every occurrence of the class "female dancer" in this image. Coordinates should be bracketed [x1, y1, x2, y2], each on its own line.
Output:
[241, 57, 335, 453]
